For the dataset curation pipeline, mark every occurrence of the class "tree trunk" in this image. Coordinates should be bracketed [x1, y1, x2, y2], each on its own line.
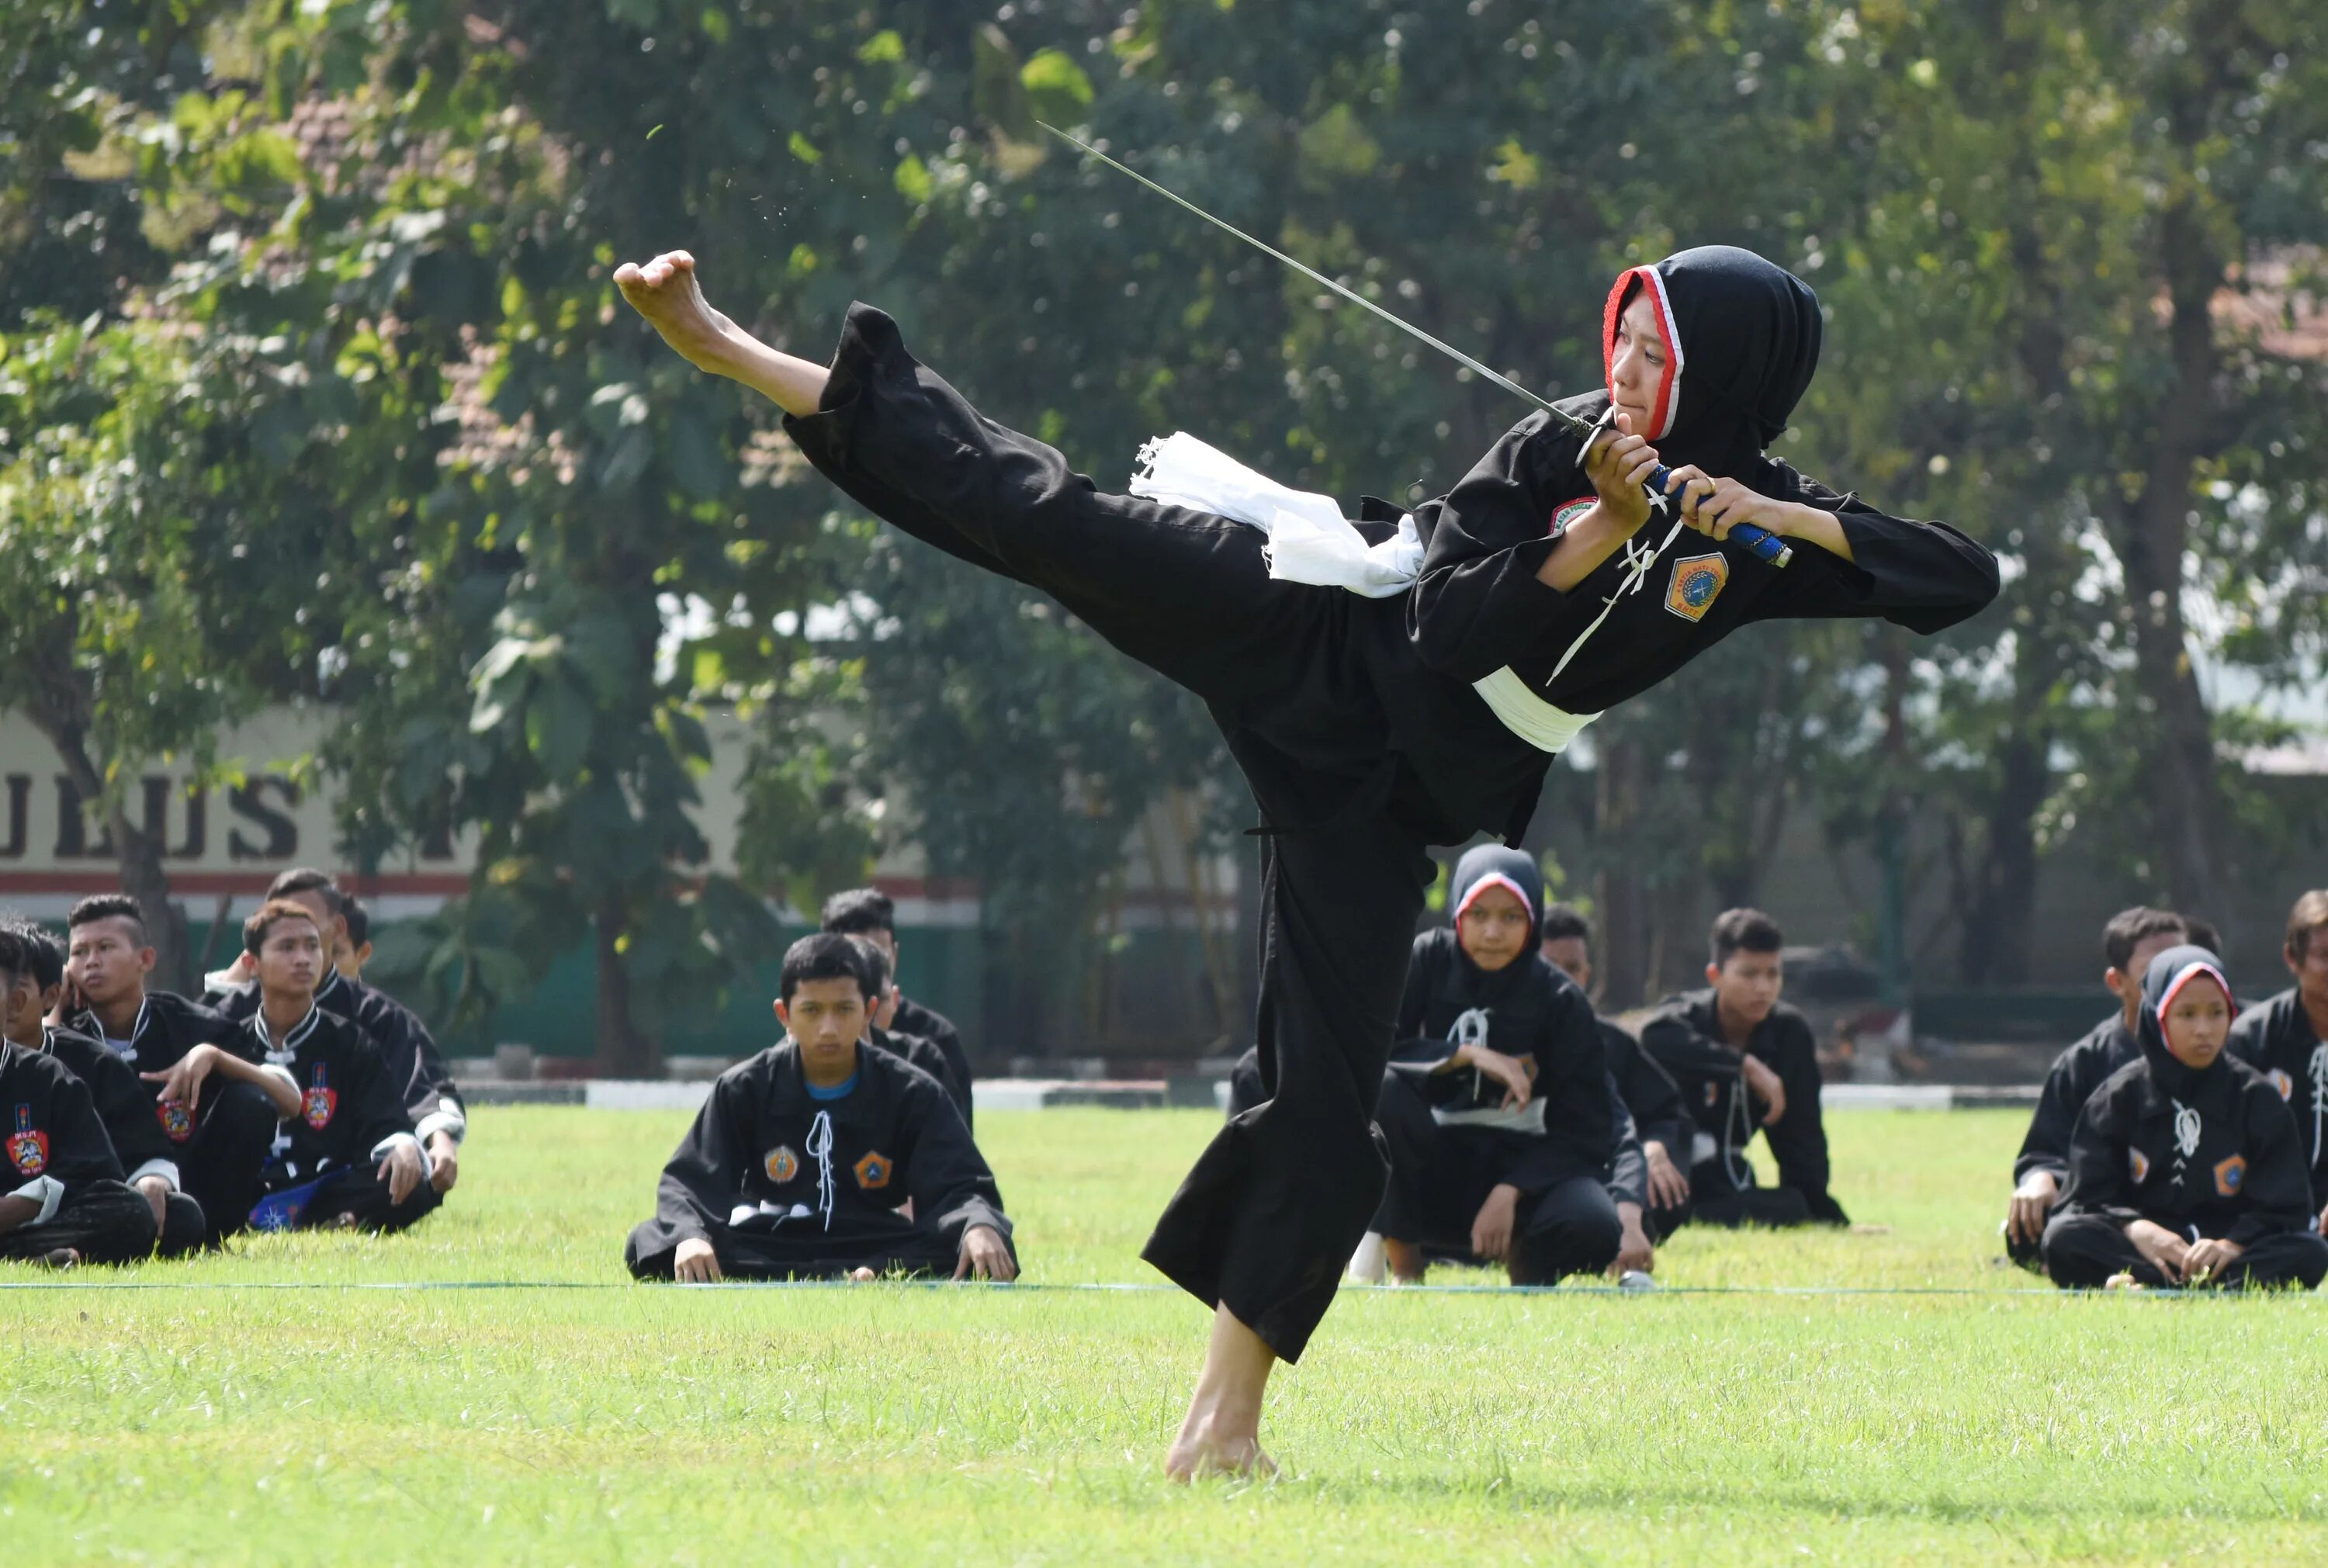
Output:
[23, 694, 191, 991]
[1957, 729, 2046, 985]
[594, 898, 660, 1078]
[1592, 733, 1651, 1010]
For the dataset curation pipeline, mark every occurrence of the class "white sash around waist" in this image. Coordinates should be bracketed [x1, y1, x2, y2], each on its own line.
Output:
[1470, 666, 1597, 754]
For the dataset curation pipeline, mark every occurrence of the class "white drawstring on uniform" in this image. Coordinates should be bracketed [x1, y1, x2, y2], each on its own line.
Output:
[806, 1109, 836, 1232]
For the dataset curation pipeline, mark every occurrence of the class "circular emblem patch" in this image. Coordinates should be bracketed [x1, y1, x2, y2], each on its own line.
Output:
[2268, 1068, 2294, 1100]
[764, 1145, 800, 1183]
[157, 1099, 196, 1144]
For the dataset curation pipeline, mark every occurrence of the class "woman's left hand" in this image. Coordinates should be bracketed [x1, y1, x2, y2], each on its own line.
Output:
[1665, 466, 1785, 542]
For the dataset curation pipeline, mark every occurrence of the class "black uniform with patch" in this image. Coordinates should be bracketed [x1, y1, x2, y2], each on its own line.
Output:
[37, 1023, 206, 1255]
[64, 989, 280, 1247]
[889, 995, 972, 1130]
[242, 1004, 439, 1234]
[216, 970, 465, 1152]
[778, 246, 1993, 1355]
[1641, 989, 1847, 1226]
[2226, 987, 2328, 1218]
[2043, 949, 2328, 1289]
[0, 1043, 157, 1264]
[1374, 846, 1618, 1283]
[625, 1039, 1013, 1280]
[2004, 1012, 2142, 1268]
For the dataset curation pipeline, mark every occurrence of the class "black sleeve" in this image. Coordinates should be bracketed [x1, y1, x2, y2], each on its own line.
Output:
[1609, 1026, 1692, 1159]
[1501, 985, 1611, 1195]
[74, 1049, 175, 1173]
[2055, 1085, 2139, 1226]
[40, 1071, 127, 1191]
[345, 1034, 419, 1157]
[2014, 1041, 2105, 1187]
[1407, 414, 1587, 680]
[902, 1086, 1010, 1252]
[653, 1073, 753, 1244]
[395, 1004, 465, 1135]
[1748, 468, 1999, 636]
[2228, 1086, 2316, 1247]
[1640, 1008, 1740, 1081]
[1759, 1020, 1845, 1223]
[1603, 1078, 1647, 1209]
[921, 1016, 973, 1133]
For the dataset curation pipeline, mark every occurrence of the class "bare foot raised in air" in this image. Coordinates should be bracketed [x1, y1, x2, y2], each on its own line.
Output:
[612, 250, 830, 418]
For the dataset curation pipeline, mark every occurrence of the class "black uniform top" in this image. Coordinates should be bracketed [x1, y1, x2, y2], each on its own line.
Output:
[650, 1039, 1009, 1251]
[241, 1004, 420, 1181]
[62, 989, 265, 1152]
[1603, 1078, 1647, 1210]
[216, 970, 464, 1144]
[2014, 1012, 2141, 1188]
[890, 995, 972, 1130]
[1602, 1018, 1692, 1164]
[1388, 928, 1613, 1196]
[1641, 988, 1846, 1223]
[1405, 248, 1998, 715]
[2059, 949, 2315, 1247]
[1, 1041, 126, 1204]
[36, 1024, 180, 1187]
[868, 1024, 965, 1114]
[2226, 986, 2328, 1209]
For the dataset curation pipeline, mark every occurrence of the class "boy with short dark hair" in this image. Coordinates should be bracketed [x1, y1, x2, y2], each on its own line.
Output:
[2003, 906, 2191, 1268]
[227, 901, 437, 1234]
[625, 933, 1015, 1283]
[0, 930, 159, 1266]
[2042, 946, 2328, 1290]
[847, 936, 971, 1118]
[1641, 909, 1847, 1227]
[1, 919, 205, 1255]
[1539, 903, 1694, 1236]
[1372, 847, 1622, 1285]
[821, 888, 972, 1128]
[60, 893, 293, 1246]
[2226, 890, 2328, 1237]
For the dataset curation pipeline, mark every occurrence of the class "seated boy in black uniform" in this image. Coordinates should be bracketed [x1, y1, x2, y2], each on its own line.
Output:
[223, 900, 437, 1234]
[1374, 846, 1617, 1286]
[2003, 906, 2189, 1269]
[848, 936, 972, 1122]
[0, 936, 158, 1267]
[1538, 903, 1694, 1239]
[1642, 909, 1847, 1227]
[2227, 890, 2328, 1238]
[626, 933, 1016, 1283]
[2, 919, 206, 1255]
[2042, 946, 2328, 1291]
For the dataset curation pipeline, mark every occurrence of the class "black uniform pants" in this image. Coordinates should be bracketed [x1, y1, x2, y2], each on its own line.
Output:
[1685, 1165, 1818, 1229]
[247, 1163, 443, 1235]
[2041, 1213, 2328, 1290]
[625, 1214, 967, 1281]
[158, 1191, 207, 1257]
[785, 305, 1443, 1361]
[175, 1081, 282, 1247]
[1374, 1074, 1623, 1283]
[0, 1179, 158, 1265]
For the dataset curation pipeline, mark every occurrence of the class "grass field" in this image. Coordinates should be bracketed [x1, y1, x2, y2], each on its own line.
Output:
[6, 1106, 2327, 1564]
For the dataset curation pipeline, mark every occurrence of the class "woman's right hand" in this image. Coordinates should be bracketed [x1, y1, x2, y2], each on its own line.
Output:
[1580, 411, 1661, 535]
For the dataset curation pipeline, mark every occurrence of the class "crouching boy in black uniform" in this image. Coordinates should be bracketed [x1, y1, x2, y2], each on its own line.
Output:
[625, 934, 1016, 1283]
[2043, 946, 2327, 1291]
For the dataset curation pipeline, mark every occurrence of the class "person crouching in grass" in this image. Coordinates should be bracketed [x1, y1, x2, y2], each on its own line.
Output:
[217, 900, 437, 1235]
[625, 933, 1016, 1284]
[2042, 945, 2328, 1291]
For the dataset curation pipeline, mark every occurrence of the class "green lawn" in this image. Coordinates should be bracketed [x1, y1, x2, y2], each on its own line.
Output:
[5, 1107, 2326, 1564]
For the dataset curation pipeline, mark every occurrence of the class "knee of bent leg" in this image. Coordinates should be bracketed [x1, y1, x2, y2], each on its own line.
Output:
[206, 1080, 280, 1138]
[160, 1192, 208, 1257]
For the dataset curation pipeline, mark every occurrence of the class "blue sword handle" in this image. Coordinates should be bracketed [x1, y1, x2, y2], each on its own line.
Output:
[1649, 464, 1793, 567]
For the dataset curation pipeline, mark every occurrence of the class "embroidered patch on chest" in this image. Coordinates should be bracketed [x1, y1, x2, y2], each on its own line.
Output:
[1703, 1081, 1720, 1108]
[1549, 497, 1595, 538]
[764, 1144, 800, 1183]
[157, 1099, 195, 1143]
[853, 1151, 894, 1190]
[2128, 1147, 2150, 1183]
[2214, 1154, 2247, 1196]
[303, 1067, 337, 1130]
[1665, 552, 1729, 621]
[8, 1105, 47, 1176]
[2268, 1068, 2294, 1099]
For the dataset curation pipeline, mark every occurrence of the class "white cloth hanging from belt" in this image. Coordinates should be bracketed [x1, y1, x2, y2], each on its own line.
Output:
[1131, 430, 1631, 755]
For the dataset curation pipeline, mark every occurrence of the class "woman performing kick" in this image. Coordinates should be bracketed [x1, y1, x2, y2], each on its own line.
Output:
[614, 241, 1999, 1477]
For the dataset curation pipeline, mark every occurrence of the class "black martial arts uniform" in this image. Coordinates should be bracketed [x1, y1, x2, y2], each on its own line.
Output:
[778, 246, 1993, 1355]
[64, 990, 283, 1247]
[36, 1024, 205, 1255]
[216, 969, 466, 1155]
[871, 1023, 969, 1126]
[2005, 1011, 2142, 1269]
[625, 1040, 1013, 1280]
[1374, 847, 1618, 1282]
[1603, 1017, 1692, 1237]
[1641, 990, 1849, 1227]
[2227, 987, 2328, 1224]
[0, 1042, 158, 1265]
[2042, 949, 2328, 1290]
[241, 1003, 441, 1234]
[891, 994, 972, 1131]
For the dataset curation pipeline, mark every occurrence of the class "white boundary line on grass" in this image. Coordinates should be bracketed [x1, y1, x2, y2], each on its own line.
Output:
[0, 1279, 2295, 1298]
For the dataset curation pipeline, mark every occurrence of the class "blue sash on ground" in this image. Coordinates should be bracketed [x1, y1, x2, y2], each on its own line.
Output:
[249, 1170, 349, 1232]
